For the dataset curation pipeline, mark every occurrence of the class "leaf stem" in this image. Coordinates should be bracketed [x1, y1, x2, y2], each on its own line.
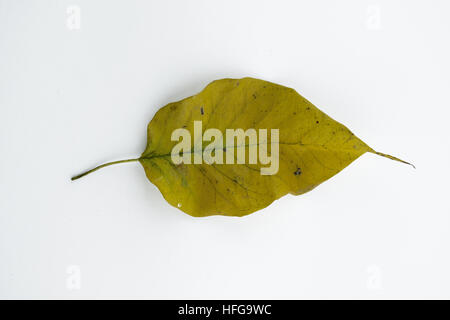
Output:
[71, 158, 140, 181]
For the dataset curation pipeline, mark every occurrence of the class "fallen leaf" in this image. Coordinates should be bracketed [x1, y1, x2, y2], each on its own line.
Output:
[72, 78, 413, 217]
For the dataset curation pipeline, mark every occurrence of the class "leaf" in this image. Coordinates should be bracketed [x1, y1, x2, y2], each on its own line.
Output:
[72, 77, 413, 217]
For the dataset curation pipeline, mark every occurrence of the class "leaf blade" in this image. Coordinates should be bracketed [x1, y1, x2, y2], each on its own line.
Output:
[140, 78, 383, 216]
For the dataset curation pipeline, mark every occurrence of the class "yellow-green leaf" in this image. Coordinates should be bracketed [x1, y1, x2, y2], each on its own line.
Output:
[72, 77, 413, 217]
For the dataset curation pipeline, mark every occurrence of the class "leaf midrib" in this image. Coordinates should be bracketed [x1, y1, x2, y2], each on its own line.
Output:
[141, 140, 362, 160]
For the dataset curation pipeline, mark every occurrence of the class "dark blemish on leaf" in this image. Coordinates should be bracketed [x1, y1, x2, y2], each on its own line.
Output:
[293, 112, 297, 115]
[294, 168, 302, 176]
[176, 163, 184, 169]
[316, 120, 319, 124]
[182, 125, 187, 128]
[223, 147, 226, 152]
[252, 93, 256, 99]
[200, 107, 204, 115]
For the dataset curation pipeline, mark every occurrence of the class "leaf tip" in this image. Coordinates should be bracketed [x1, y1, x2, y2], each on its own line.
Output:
[371, 150, 415, 169]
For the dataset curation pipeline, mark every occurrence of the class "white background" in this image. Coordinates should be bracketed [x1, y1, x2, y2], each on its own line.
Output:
[1, 0, 449, 299]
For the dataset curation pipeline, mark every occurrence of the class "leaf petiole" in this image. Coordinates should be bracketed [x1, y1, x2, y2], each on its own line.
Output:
[71, 158, 140, 181]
